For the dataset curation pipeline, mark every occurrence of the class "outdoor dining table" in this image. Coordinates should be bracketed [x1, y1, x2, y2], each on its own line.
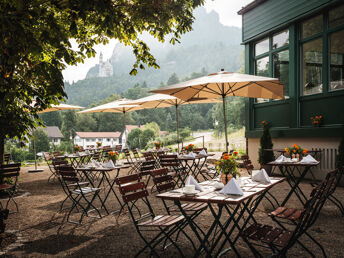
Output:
[266, 161, 320, 206]
[157, 176, 285, 257]
[177, 153, 214, 183]
[66, 153, 92, 168]
[76, 163, 130, 216]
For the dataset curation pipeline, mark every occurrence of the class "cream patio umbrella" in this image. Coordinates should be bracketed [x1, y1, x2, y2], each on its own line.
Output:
[78, 99, 143, 147]
[151, 70, 284, 152]
[29, 103, 84, 173]
[122, 94, 221, 151]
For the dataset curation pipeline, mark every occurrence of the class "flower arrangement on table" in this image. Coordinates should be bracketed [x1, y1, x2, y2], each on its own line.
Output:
[285, 144, 308, 161]
[310, 115, 322, 126]
[73, 144, 81, 153]
[185, 143, 194, 153]
[96, 141, 102, 147]
[154, 142, 161, 149]
[108, 150, 119, 163]
[215, 152, 240, 184]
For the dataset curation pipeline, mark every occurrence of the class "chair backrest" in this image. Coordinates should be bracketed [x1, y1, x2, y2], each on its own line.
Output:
[291, 170, 339, 242]
[123, 148, 134, 163]
[57, 165, 79, 183]
[92, 151, 102, 162]
[159, 154, 180, 168]
[241, 155, 249, 161]
[140, 160, 155, 176]
[3, 154, 11, 164]
[0, 163, 21, 182]
[151, 168, 175, 193]
[52, 158, 69, 171]
[52, 151, 63, 157]
[143, 152, 155, 161]
[43, 152, 52, 161]
[115, 145, 122, 152]
[131, 148, 140, 158]
[115, 174, 154, 224]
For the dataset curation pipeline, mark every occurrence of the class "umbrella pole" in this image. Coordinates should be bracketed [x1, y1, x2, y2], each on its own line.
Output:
[175, 105, 180, 153]
[222, 96, 229, 153]
[123, 111, 126, 148]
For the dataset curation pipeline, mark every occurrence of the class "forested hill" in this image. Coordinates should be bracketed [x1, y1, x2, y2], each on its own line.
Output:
[64, 7, 244, 107]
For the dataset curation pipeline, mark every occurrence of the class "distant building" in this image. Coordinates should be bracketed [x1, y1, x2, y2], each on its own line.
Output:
[120, 125, 139, 149]
[74, 132, 121, 149]
[42, 126, 63, 145]
[98, 52, 113, 77]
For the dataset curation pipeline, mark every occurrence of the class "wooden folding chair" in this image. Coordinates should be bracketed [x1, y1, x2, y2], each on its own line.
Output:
[241, 169, 339, 257]
[57, 165, 102, 224]
[123, 148, 141, 174]
[3, 154, 11, 165]
[159, 154, 186, 188]
[115, 173, 193, 257]
[0, 163, 21, 213]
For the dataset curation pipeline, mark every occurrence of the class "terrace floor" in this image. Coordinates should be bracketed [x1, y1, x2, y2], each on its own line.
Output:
[1, 166, 344, 257]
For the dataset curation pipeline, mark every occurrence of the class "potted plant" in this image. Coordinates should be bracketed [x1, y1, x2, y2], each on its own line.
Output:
[154, 142, 161, 150]
[215, 152, 240, 185]
[285, 144, 308, 161]
[310, 115, 323, 127]
[108, 150, 119, 164]
[258, 121, 274, 173]
[73, 144, 81, 153]
[185, 143, 194, 153]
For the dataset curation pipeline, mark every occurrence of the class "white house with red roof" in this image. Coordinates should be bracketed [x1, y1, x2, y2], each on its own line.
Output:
[74, 132, 121, 149]
[120, 125, 139, 148]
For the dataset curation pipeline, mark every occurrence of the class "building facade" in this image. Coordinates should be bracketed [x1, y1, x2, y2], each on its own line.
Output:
[74, 132, 121, 149]
[239, 0, 344, 179]
[98, 52, 113, 77]
[42, 126, 63, 145]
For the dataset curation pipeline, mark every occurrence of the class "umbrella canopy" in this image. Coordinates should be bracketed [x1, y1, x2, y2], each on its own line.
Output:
[123, 94, 221, 151]
[38, 103, 84, 113]
[78, 99, 143, 147]
[151, 71, 284, 152]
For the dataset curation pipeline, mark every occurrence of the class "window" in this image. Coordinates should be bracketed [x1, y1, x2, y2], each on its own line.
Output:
[302, 38, 323, 95]
[329, 29, 344, 91]
[272, 30, 289, 49]
[254, 29, 289, 103]
[301, 15, 323, 39]
[107, 138, 111, 141]
[255, 38, 269, 56]
[329, 4, 344, 28]
[273, 50, 289, 97]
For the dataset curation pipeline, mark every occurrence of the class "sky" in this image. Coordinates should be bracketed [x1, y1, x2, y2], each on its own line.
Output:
[62, 0, 252, 83]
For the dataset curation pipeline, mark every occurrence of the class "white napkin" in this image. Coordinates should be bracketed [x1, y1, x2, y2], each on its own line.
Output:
[163, 146, 169, 151]
[199, 149, 207, 156]
[146, 148, 152, 152]
[85, 150, 91, 155]
[252, 169, 271, 184]
[275, 155, 285, 163]
[103, 160, 115, 168]
[186, 151, 196, 158]
[219, 178, 244, 195]
[186, 175, 203, 192]
[300, 154, 318, 164]
[158, 148, 164, 152]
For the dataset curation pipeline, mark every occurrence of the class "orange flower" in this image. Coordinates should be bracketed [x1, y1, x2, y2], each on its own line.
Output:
[233, 151, 238, 156]
[293, 144, 298, 149]
[303, 149, 308, 154]
[314, 120, 319, 124]
[319, 115, 322, 119]
[261, 120, 266, 124]
[315, 116, 319, 119]
[293, 150, 296, 153]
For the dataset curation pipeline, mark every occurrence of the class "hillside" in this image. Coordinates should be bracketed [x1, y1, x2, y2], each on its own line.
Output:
[64, 7, 244, 107]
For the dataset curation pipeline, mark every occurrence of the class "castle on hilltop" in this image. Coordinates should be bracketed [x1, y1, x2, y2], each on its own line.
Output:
[98, 52, 113, 77]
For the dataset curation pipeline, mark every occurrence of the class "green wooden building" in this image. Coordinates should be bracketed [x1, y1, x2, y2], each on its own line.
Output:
[238, 0, 344, 178]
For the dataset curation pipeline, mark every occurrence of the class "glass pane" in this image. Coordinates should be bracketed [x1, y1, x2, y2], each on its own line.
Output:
[273, 50, 289, 97]
[330, 30, 344, 91]
[272, 30, 289, 49]
[255, 56, 270, 103]
[255, 38, 269, 56]
[329, 4, 344, 28]
[301, 15, 323, 39]
[302, 38, 323, 95]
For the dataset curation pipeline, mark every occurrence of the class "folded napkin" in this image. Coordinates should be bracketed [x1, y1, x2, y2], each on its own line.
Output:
[219, 178, 244, 195]
[103, 160, 115, 168]
[199, 149, 207, 156]
[300, 154, 318, 164]
[252, 169, 271, 184]
[275, 155, 285, 163]
[146, 148, 152, 152]
[186, 151, 196, 158]
[186, 175, 203, 192]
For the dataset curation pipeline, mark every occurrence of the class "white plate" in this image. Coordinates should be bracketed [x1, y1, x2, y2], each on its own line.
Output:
[183, 190, 200, 196]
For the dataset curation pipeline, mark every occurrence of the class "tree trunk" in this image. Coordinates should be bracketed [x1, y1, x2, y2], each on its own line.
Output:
[0, 136, 4, 165]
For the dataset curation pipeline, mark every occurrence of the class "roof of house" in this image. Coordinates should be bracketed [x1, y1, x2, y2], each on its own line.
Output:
[43, 126, 63, 138]
[125, 125, 139, 132]
[237, 0, 267, 15]
[76, 132, 121, 138]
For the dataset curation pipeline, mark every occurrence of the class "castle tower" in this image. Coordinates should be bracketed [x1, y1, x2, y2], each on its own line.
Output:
[99, 52, 113, 77]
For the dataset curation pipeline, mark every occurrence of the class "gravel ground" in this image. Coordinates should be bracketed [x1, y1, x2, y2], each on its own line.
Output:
[1, 164, 344, 257]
